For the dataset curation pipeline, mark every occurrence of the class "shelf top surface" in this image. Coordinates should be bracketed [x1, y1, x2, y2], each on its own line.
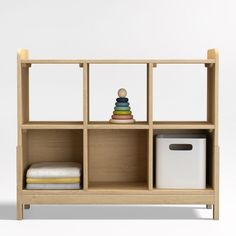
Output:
[21, 59, 216, 65]
[21, 121, 214, 130]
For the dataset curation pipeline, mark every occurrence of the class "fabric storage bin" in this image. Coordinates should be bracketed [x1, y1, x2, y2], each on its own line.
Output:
[155, 134, 206, 189]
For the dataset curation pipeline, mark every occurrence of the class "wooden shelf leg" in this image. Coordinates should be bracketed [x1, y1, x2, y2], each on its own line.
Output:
[213, 203, 219, 220]
[24, 204, 30, 210]
[17, 202, 23, 220]
[206, 204, 212, 209]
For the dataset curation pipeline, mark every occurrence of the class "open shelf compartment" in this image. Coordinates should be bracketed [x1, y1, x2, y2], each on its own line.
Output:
[153, 129, 215, 190]
[21, 129, 83, 190]
[153, 64, 208, 122]
[21, 64, 84, 124]
[88, 129, 148, 190]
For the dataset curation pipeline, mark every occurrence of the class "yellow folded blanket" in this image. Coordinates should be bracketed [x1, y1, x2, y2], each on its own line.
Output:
[26, 177, 80, 184]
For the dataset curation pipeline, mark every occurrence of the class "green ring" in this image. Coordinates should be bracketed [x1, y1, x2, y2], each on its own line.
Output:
[113, 110, 132, 115]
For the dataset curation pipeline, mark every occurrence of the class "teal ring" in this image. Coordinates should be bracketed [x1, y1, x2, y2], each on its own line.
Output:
[115, 102, 129, 107]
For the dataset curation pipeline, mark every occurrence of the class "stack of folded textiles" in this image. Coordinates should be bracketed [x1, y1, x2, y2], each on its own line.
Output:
[26, 162, 82, 190]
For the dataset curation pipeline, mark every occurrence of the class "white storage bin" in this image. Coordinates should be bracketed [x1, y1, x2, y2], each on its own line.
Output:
[155, 134, 206, 189]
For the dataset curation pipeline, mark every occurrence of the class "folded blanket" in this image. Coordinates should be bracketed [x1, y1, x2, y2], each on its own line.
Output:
[26, 162, 82, 178]
[26, 183, 81, 190]
[26, 177, 80, 184]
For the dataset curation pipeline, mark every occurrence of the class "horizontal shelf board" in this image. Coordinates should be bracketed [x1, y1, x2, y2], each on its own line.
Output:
[21, 121, 84, 129]
[23, 190, 84, 195]
[22, 190, 215, 205]
[21, 60, 85, 64]
[88, 121, 149, 129]
[87, 186, 214, 195]
[153, 59, 215, 64]
[152, 187, 214, 195]
[21, 121, 214, 130]
[21, 59, 215, 65]
[88, 182, 148, 190]
[22, 194, 215, 205]
[153, 122, 215, 130]
[22, 187, 214, 196]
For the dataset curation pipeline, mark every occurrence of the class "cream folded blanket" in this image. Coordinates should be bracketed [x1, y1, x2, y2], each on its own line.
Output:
[26, 177, 80, 184]
[26, 162, 82, 178]
[26, 183, 81, 190]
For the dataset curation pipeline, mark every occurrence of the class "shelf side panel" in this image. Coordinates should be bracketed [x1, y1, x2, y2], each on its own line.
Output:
[207, 48, 219, 219]
[17, 48, 29, 219]
[207, 49, 219, 133]
[17, 49, 29, 144]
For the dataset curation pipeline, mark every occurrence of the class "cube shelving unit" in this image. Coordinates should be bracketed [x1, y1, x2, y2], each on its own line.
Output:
[17, 49, 219, 220]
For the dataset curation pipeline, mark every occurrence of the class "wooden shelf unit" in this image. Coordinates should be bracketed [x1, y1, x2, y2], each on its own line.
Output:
[17, 49, 219, 220]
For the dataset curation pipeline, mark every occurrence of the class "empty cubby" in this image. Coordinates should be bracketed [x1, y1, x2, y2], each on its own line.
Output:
[153, 64, 207, 122]
[88, 129, 148, 189]
[29, 64, 83, 122]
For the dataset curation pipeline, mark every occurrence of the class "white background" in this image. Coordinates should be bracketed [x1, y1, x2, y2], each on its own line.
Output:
[0, 0, 235, 235]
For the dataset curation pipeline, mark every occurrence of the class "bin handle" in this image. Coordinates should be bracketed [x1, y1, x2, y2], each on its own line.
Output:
[169, 144, 193, 151]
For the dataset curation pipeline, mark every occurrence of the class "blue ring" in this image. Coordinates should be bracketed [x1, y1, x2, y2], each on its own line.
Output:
[115, 102, 129, 107]
[116, 97, 128, 102]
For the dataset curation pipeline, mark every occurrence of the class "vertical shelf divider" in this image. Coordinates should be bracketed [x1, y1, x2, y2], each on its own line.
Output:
[147, 63, 153, 190]
[82, 63, 89, 190]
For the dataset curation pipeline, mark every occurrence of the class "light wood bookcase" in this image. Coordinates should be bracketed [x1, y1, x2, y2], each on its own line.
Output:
[17, 49, 219, 220]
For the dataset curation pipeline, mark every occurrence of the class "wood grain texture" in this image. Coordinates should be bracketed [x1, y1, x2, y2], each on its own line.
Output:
[16, 146, 23, 220]
[21, 121, 84, 129]
[26, 130, 83, 165]
[88, 129, 148, 184]
[208, 49, 219, 220]
[17, 49, 29, 220]
[213, 146, 220, 220]
[147, 63, 153, 124]
[88, 121, 149, 129]
[82, 63, 89, 190]
[88, 182, 147, 190]
[148, 129, 153, 190]
[153, 121, 214, 130]
[147, 64, 153, 190]
[22, 187, 214, 195]
[83, 63, 89, 125]
[22, 193, 214, 205]
[21, 66, 29, 124]
[83, 129, 88, 190]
